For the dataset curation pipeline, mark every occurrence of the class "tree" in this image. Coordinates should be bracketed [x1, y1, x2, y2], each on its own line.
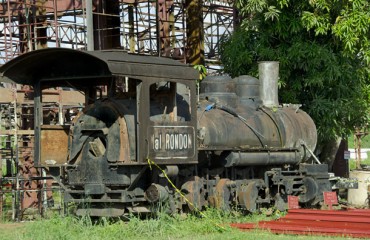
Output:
[220, 0, 370, 146]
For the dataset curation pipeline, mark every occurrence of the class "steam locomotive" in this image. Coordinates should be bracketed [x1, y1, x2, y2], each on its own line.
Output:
[0, 48, 331, 217]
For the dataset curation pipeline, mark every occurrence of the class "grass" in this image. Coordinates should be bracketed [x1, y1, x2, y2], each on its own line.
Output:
[347, 134, 370, 170]
[1, 133, 366, 239]
[0, 209, 356, 240]
[349, 158, 370, 170]
[348, 134, 370, 148]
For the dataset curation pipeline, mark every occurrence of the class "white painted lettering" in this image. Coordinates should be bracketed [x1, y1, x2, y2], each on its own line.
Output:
[165, 134, 170, 149]
[174, 134, 179, 149]
[157, 132, 193, 150]
[179, 134, 183, 150]
[188, 134, 192, 148]
[170, 134, 174, 149]
[154, 138, 159, 150]
[183, 134, 188, 149]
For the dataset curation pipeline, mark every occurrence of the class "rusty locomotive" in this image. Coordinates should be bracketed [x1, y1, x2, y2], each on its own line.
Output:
[0, 48, 331, 216]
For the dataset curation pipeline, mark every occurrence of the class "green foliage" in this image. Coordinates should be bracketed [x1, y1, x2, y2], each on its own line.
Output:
[0, 209, 349, 240]
[349, 158, 370, 170]
[220, 0, 370, 142]
[348, 134, 370, 148]
[194, 64, 207, 81]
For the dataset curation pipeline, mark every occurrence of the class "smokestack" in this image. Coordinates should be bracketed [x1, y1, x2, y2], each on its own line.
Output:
[258, 61, 279, 108]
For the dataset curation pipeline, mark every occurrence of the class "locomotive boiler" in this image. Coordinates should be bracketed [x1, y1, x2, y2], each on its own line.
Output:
[0, 48, 331, 217]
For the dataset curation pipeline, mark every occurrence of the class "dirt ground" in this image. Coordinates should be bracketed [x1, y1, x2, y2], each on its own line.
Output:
[0, 222, 25, 230]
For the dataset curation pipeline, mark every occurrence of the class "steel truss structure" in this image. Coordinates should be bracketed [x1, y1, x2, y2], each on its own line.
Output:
[0, 0, 235, 220]
[0, 0, 234, 65]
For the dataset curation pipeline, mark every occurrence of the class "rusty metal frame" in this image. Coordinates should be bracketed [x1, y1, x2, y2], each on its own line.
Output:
[203, 0, 234, 62]
[0, 0, 235, 67]
[0, 0, 90, 63]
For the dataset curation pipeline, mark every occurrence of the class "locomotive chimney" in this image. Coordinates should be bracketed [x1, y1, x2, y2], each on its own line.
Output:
[258, 61, 279, 108]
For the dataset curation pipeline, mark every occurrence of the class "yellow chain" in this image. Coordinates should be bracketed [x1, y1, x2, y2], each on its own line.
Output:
[146, 158, 226, 231]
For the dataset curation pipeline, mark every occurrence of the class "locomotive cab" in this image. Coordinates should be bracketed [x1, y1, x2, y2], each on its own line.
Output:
[68, 77, 198, 165]
[0, 48, 200, 216]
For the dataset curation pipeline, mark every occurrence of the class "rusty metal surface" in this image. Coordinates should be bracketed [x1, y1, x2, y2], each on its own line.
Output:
[145, 184, 169, 203]
[0, 88, 14, 103]
[67, 99, 132, 165]
[157, 0, 174, 57]
[197, 103, 317, 162]
[209, 179, 232, 210]
[59, 91, 84, 105]
[237, 181, 258, 212]
[0, 87, 83, 105]
[0, 0, 153, 16]
[231, 209, 370, 238]
[285, 209, 370, 222]
[19, 147, 52, 216]
[0, 1, 88, 16]
[197, 74, 317, 155]
[181, 176, 205, 211]
[40, 125, 69, 165]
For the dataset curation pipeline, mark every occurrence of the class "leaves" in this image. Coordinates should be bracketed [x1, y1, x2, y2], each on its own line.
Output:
[193, 64, 207, 81]
[220, 0, 370, 141]
[264, 6, 281, 21]
[332, 9, 370, 57]
[239, 0, 268, 13]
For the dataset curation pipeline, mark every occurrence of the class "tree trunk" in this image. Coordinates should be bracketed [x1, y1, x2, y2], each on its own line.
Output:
[317, 137, 342, 172]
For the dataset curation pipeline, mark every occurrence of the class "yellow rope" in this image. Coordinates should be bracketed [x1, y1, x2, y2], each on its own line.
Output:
[146, 158, 226, 231]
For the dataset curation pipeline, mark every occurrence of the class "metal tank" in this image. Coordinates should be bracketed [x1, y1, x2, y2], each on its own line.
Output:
[197, 62, 317, 166]
[199, 75, 238, 108]
[233, 75, 261, 106]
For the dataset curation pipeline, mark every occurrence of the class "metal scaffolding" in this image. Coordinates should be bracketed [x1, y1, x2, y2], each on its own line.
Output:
[203, 0, 235, 68]
[0, 86, 84, 220]
[0, 0, 88, 63]
[0, 0, 235, 220]
[0, 0, 234, 65]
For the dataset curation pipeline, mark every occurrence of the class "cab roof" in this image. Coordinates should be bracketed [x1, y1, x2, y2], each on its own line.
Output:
[0, 48, 198, 86]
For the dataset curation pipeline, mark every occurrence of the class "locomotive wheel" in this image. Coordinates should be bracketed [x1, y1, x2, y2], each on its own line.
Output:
[181, 176, 205, 211]
[208, 179, 233, 211]
[237, 182, 258, 212]
[299, 177, 318, 203]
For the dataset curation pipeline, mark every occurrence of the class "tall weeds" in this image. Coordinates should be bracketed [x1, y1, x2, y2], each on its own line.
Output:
[1, 209, 344, 240]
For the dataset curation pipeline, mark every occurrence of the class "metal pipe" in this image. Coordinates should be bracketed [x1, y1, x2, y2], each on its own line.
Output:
[128, 5, 135, 53]
[156, 0, 160, 55]
[258, 61, 279, 108]
[85, 0, 94, 51]
[301, 141, 321, 164]
[224, 151, 300, 167]
[54, 0, 59, 47]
